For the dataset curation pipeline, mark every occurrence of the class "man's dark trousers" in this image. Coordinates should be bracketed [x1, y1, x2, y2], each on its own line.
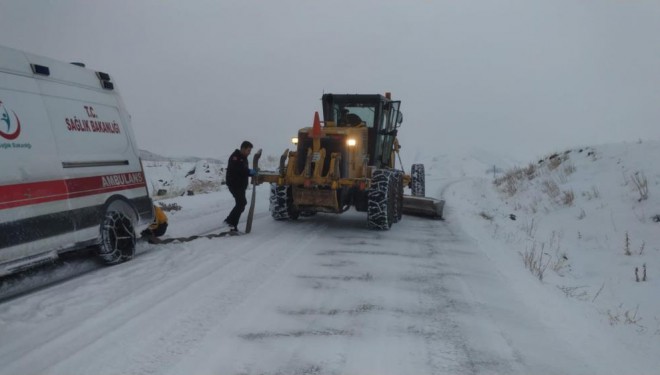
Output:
[226, 186, 247, 227]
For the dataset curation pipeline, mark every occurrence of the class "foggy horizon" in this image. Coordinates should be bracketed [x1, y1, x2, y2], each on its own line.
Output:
[1, 0, 658, 164]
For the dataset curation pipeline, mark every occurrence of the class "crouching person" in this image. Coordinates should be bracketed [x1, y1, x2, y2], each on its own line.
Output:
[141, 205, 168, 243]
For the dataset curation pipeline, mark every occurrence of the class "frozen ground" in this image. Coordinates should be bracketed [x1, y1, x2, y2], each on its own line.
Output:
[0, 141, 658, 374]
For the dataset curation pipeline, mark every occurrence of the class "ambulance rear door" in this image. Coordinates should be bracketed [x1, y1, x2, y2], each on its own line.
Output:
[0, 56, 74, 264]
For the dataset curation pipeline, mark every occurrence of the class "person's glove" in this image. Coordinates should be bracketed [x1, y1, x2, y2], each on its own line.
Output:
[248, 168, 257, 176]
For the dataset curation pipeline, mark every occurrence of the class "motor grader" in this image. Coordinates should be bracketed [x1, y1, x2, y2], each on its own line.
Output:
[256, 93, 443, 230]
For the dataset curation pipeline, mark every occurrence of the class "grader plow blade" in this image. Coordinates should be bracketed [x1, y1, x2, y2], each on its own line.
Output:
[402, 195, 444, 219]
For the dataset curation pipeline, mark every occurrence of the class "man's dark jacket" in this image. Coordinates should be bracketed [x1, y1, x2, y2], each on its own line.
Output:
[226, 149, 250, 191]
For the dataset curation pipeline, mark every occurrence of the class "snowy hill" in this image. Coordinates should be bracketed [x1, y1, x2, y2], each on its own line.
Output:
[441, 140, 660, 351]
[142, 159, 225, 199]
[141, 151, 283, 199]
[139, 149, 224, 164]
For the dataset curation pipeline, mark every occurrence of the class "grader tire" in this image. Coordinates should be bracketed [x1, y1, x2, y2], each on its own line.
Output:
[269, 184, 299, 220]
[98, 211, 136, 264]
[367, 169, 395, 230]
[411, 163, 425, 197]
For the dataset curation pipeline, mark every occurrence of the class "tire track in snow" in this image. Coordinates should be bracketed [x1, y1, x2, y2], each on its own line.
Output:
[40, 222, 328, 375]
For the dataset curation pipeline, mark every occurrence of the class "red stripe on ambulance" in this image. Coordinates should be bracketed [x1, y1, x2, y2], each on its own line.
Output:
[0, 172, 147, 210]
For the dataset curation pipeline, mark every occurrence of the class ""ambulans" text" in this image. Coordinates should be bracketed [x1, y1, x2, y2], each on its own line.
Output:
[101, 172, 144, 188]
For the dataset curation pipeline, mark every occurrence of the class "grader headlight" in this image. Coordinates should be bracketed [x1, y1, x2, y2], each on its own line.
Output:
[291, 137, 298, 145]
[346, 138, 357, 147]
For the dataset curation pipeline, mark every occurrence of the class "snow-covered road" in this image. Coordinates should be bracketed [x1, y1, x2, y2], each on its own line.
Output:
[0, 177, 651, 374]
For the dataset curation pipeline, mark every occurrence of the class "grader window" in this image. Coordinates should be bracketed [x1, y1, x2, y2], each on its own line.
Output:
[335, 104, 375, 128]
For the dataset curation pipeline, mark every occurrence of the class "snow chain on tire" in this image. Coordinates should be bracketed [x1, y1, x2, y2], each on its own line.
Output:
[392, 170, 404, 223]
[367, 169, 395, 230]
[411, 163, 425, 197]
[98, 211, 136, 264]
[269, 184, 299, 220]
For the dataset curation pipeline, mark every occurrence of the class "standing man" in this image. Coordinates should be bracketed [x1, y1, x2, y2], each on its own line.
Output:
[224, 140, 255, 232]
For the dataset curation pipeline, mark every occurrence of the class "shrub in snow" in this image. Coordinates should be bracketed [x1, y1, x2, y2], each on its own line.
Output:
[581, 186, 600, 200]
[524, 163, 537, 180]
[479, 211, 494, 221]
[631, 171, 648, 202]
[561, 190, 575, 206]
[607, 305, 642, 327]
[634, 264, 648, 282]
[547, 154, 563, 171]
[563, 162, 576, 176]
[541, 180, 560, 199]
[520, 242, 550, 281]
[494, 167, 525, 197]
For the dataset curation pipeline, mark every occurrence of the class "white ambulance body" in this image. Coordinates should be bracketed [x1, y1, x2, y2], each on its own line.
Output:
[0, 45, 153, 275]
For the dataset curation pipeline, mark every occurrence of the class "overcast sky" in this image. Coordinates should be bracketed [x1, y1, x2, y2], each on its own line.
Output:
[1, 0, 659, 163]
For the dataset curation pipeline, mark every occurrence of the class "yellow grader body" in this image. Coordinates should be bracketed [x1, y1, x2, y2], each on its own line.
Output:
[259, 122, 410, 206]
[257, 93, 443, 229]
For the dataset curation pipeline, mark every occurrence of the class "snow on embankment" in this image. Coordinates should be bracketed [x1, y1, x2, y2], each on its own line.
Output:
[443, 140, 660, 367]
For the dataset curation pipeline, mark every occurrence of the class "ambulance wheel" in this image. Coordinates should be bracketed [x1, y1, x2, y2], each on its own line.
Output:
[411, 164, 425, 197]
[270, 184, 299, 220]
[367, 169, 395, 230]
[98, 211, 136, 264]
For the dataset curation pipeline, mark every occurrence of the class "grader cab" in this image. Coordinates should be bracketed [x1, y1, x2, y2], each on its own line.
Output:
[257, 93, 443, 229]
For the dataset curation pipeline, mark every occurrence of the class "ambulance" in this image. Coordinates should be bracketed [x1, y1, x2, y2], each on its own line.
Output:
[0, 44, 153, 275]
